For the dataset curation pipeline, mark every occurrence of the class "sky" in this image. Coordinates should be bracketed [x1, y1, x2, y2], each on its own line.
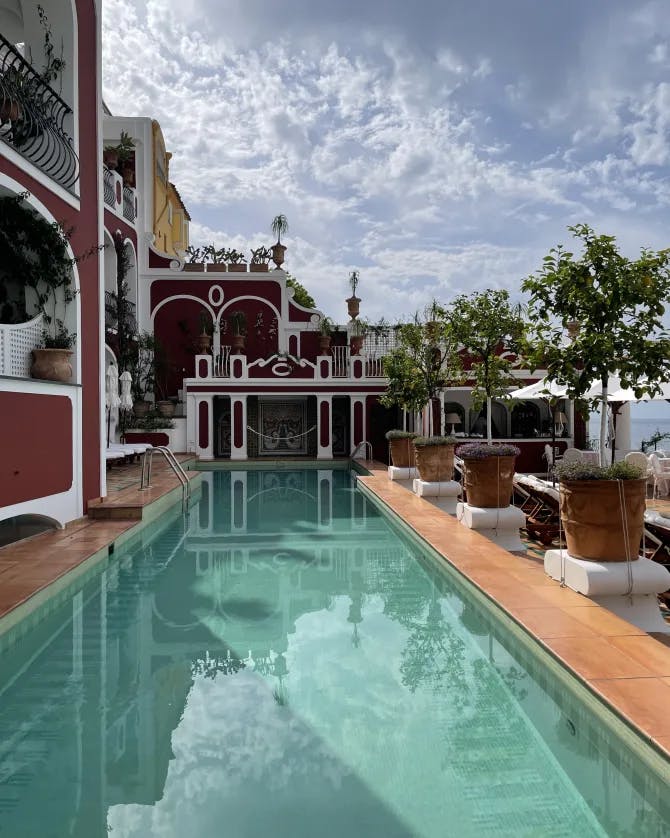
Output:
[101, 0, 670, 326]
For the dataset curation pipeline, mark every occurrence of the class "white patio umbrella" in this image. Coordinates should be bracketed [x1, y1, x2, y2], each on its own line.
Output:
[119, 370, 133, 410]
[508, 378, 569, 400]
[105, 363, 121, 409]
[608, 380, 670, 402]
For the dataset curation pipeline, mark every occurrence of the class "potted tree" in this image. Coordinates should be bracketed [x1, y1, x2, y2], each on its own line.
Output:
[104, 130, 134, 174]
[346, 270, 361, 318]
[413, 435, 458, 482]
[349, 317, 368, 355]
[230, 310, 247, 354]
[456, 442, 521, 508]
[270, 214, 288, 269]
[385, 430, 417, 468]
[553, 461, 646, 561]
[447, 289, 525, 443]
[523, 224, 670, 466]
[318, 315, 334, 354]
[196, 310, 212, 354]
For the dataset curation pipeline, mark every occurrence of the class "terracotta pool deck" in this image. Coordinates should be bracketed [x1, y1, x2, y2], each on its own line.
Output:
[1, 457, 670, 765]
[357, 463, 670, 762]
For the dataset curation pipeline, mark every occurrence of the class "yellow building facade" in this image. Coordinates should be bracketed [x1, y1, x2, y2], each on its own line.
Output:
[152, 121, 190, 256]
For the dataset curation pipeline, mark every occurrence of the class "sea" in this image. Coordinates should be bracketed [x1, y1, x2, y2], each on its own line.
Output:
[588, 402, 670, 451]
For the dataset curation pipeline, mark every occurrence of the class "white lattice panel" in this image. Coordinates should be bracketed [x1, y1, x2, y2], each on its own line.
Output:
[0, 314, 43, 377]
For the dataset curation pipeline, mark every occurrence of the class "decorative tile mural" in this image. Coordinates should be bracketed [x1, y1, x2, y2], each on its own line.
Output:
[258, 400, 308, 455]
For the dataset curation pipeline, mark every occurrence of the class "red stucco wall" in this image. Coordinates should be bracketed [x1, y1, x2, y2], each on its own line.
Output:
[0, 393, 73, 506]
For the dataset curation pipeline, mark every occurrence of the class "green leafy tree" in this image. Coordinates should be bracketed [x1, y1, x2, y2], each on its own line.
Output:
[284, 273, 316, 309]
[447, 289, 526, 443]
[523, 224, 670, 466]
[381, 305, 463, 433]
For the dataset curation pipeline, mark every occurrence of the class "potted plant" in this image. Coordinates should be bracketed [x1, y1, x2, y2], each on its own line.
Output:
[318, 315, 334, 354]
[250, 246, 271, 273]
[346, 270, 360, 318]
[31, 320, 75, 382]
[413, 436, 458, 482]
[202, 244, 226, 272]
[230, 310, 247, 354]
[103, 130, 134, 173]
[0, 67, 26, 124]
[385, 430, 417, 468]
[447, 289, 526, 443]
[523, 224, 670, 466]
[457, 442, 521, 508]
[350, 317, 368, 355]
[270, 214, 288, 269]
[196, 310, 212, 354]
[127, 332, 156, 416]
[381, 308, 463, 436]
[152, 338, 176, 417]
[553, 461, 646, 561]
[183, 245, 204, 272]
[225, 248, 247, 272]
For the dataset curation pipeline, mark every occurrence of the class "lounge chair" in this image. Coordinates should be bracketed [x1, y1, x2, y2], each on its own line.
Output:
[514, 475, 563, 546]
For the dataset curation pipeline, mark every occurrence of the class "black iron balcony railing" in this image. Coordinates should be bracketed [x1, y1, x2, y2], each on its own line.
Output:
[103, 166, 115, 207]
[0, 33, 79, 191]
[122, 185, 136, 222]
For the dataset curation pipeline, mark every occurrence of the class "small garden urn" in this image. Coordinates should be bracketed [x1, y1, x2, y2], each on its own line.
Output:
[30, 348, 73, 383]
[346, 295, 361, 319]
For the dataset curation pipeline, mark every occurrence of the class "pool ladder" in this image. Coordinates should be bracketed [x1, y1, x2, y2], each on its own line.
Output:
[351, 440, 373, 461]
[140, 446, 191, 513]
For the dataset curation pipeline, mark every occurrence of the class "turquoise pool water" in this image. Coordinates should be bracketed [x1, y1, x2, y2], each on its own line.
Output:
[0, 468, 668, 837]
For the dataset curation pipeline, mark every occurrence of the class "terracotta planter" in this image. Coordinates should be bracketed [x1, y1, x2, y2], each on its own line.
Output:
[250, 263, 269, 272]
[559, 479, 646, 562]
[103, 148, 118, 170]
[227, 264, 247, 272]
[156, 400, 175, 418]
[231, 334, 246, 354]
[318, 335, 332, 355]
[30, 348, 73, 383]
[206, 264, 227, 272]
[1, 99, 21, 123]
[389, 438, 415, 468]
[133, 400, 151, 417]
[196, 331, 212, 354]
[346, 296, 361, 319]
[463, 456, 516, 508]
[121, 164, 135, 187]
[350, 335, 365, 355]
[414, 444, 455, 483]
[184, 263, 204, 272]
[271, 243, 286, 269]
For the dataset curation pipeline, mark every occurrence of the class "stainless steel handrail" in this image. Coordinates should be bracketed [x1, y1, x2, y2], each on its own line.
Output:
[140, 446, 191, 512]
[351, 440, 373, 460]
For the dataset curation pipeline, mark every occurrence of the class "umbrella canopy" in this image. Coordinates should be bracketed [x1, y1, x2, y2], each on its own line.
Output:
[119, 370, 133, 410]
[608, 380, 670, 402]
[105, 364, 121, 409]
[508, 379, 568, 400]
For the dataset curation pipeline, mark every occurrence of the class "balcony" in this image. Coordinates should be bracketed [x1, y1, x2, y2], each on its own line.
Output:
[0, 34, 78, 191]
[123, 185, 137, 222]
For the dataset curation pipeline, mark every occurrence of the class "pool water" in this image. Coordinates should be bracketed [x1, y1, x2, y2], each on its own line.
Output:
[0, 469, 668, 837]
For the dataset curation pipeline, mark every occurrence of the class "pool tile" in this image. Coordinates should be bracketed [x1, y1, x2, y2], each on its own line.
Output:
[590, 678, 670, 738]
[543, 637, 658, 679]
[606, 636, 670, 677]
[561, 607, 646, 637]
[513, 607, 600, 639]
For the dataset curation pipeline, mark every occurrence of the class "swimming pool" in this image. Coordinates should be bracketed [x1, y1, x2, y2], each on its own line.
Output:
[0, 468, 667, 837]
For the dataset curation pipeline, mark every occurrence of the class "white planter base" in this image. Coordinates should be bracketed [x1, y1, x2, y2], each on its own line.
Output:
[456, 503, 526, 552]
[413, 479, 461, 514]
[544, 550, 670, 633]
[388, 466, 419, 481]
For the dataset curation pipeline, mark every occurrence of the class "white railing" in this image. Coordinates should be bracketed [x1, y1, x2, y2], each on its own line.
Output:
[365, 353, 386, 377]
[332, 345, 350, 377]
[0, 314, 43, 377]
[213, 346, 231, 378]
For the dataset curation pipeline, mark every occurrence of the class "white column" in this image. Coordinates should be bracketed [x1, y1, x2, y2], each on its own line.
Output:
[185, 393, 197, 453]
[231, 395, 248, 460]
[318, 469, 333, 528]
[615, 402, 631, 455]
[317, 395, 333, 459]
[567, 400, 575, 441]
[231, 470, 248, 533]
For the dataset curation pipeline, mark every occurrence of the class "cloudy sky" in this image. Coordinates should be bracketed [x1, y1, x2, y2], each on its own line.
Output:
[102, 0, 670, 323]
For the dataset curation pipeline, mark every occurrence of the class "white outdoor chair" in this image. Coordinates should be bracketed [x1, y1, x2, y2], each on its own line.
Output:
[561, 447, 583, 464]
[543, 443, 555, 479]
[649, 453, 670, 499]
[624, 451, 651, 471]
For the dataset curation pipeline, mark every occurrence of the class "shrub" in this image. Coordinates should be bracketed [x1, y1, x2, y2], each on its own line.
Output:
[554, 461, 644, 481]
[457, 442, 521, 459]
[385, 430, 417, 441]
[413, 436, 458, 447]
